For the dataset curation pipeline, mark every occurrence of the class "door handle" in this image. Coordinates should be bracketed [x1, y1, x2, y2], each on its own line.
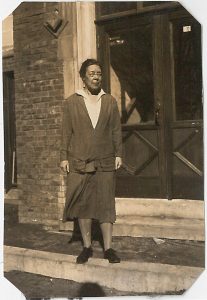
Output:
[155, 102, 161, 126]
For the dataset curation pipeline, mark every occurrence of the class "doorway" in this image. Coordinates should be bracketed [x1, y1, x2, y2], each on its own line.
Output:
[97, 9, 203, 199]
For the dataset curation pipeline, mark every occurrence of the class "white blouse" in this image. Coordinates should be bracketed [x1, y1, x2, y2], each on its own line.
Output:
[76, 89, 106, 128]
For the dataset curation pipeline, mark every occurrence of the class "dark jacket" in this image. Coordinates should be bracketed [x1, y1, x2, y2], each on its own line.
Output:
[60, 93, 122, 169]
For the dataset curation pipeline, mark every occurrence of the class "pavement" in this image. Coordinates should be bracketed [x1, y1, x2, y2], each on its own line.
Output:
[5, 270, 138, 298]
[3, 203, 205, 298]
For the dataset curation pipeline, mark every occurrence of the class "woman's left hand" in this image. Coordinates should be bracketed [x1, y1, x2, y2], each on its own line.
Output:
[115, 157, 122, 170]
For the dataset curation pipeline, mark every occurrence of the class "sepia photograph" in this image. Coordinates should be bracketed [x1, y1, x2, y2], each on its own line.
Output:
[1, 0, 206, 299]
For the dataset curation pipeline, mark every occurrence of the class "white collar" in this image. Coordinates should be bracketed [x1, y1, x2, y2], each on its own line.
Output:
[76, 88, 106, 100]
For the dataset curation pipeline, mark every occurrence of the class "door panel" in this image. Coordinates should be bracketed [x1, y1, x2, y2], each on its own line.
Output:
[172, 125, 203, 199]
[116, 126, 160, 197]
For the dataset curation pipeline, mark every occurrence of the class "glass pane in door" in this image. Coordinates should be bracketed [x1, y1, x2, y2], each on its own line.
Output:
[109, 24, 154, 125]
[109, 23, 161, 198]
[172, 18, 202, 121]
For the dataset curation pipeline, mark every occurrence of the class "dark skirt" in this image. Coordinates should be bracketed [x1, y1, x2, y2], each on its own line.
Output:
[63, 171, 116, 223]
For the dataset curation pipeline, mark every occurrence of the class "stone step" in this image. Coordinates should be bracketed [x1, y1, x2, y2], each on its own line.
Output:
[59, 198, 204, 241]
[4, 245, 204, 294]
[114, 198, 205, 241]
[113, 215, 205, 241]
[59, 214, 204, 241]
[115, 198, 204, 219]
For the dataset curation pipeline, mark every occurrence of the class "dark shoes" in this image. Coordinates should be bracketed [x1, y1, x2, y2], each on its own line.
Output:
[104, 248, 121, 263]
[76, 247, 120, 264]
[76, 246, 93, 264]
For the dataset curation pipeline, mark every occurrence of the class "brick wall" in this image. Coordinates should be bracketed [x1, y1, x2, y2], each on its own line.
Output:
[13, 2, 69, 229]
[3, 55, 14, 72]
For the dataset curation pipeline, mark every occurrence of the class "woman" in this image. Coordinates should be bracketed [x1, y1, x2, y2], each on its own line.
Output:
[60, 59, 122, 264]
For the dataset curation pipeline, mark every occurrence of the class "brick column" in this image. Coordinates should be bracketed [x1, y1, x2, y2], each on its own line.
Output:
[13, 2, 66, 229]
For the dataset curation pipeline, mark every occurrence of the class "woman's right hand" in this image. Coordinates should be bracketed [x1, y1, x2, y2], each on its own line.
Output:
[60, 160, 70, 173]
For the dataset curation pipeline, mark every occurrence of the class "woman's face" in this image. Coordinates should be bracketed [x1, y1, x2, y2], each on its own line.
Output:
[83, 64, 102, 94]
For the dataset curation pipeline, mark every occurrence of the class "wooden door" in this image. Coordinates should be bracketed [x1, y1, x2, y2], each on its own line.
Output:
[97, 10, 203, 200]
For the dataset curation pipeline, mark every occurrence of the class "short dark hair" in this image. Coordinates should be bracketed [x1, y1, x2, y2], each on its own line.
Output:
[79, 59, 102, 79]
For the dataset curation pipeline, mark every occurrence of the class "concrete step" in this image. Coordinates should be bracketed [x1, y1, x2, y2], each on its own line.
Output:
[114, 198, 205, 240]
[113, 215, 205, 241]
[59, 215, 204, 241]
[4, 245, 204, 294]
[59, 198, 204, 241]
[115, 198, 204, 219]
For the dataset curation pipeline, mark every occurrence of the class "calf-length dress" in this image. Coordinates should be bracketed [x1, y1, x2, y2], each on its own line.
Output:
[60, 89, 122, 223]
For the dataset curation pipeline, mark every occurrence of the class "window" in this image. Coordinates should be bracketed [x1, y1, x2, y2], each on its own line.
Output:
[3, 71, 17, 191]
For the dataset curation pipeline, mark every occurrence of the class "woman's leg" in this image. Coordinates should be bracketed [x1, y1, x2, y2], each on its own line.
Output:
[76, 218, 93, 264]
[100, 222, 120, 263]
[78, 218, 92, 247]
[100, 222, 112, 250]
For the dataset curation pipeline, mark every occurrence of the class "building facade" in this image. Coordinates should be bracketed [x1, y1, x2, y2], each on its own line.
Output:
[3, 2, 203, 231]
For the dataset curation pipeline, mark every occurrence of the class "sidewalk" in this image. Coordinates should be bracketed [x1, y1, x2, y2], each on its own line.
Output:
[4, 203, 205, 297]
